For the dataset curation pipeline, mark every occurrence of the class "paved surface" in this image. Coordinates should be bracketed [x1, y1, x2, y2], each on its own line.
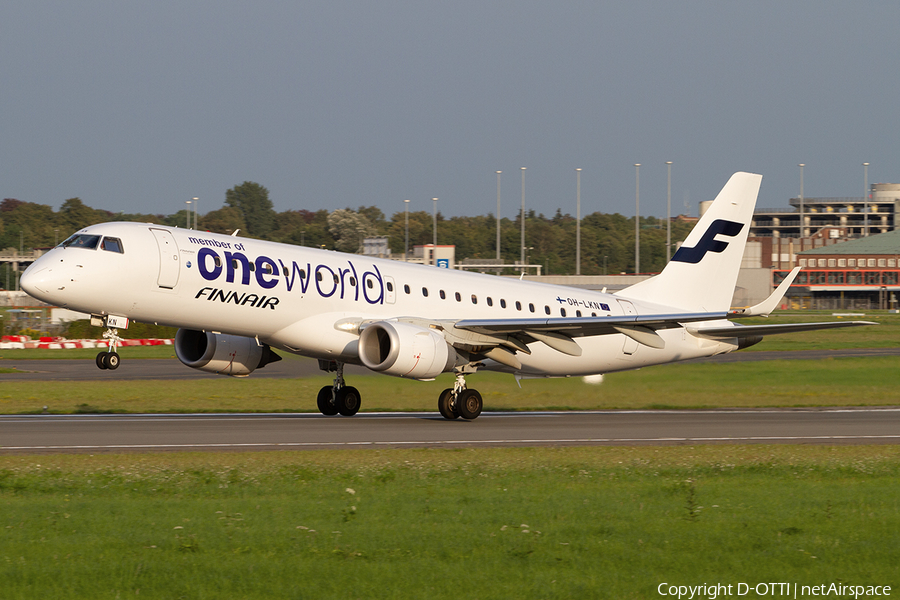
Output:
[2, 348, 899, 381]
[2, 409, 899, 454]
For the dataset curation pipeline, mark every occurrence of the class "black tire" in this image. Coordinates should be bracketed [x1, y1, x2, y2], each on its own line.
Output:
[104, 352, 120, 370]
[96, 352, 108, 370]
[457, 389, 483, 420]
[335, 386, 361, 417]
[438, 388, 459, 420]
[317, 386, 338, 416]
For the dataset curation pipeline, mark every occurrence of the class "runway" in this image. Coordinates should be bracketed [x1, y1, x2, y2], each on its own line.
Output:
[3, 348, 899, 381]
[2, 409, 899, 454]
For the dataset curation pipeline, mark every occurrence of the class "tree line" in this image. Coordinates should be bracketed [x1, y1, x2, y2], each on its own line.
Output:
[1, 181, 695, 288]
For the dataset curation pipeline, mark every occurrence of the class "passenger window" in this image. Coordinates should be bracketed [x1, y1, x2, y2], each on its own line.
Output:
[440, 290, 446, 299]
[487, 297, 493, 307]
[560, 308, 566, 317]
[471, 294, 478, 304]
[516, 301, 522, 311]
[529, 303, 535, 313]
[422, 287, 429, 297]
[100, 237, 123, 253]
[500, 299, 507, 309]
[455, 292, 461, 302]
[576, 310, 582, 317]
[544, 305, 551, 315]
[282, 266, 289, 276]
[404, 284, 411, 294]
[249, 262, 256, 272]
[367, 279, 374, 289]
[215, 256, 223, 268]
[386, 281, 394, 292]
[316, 271, 323, 281]
[349, 277, 356, 286]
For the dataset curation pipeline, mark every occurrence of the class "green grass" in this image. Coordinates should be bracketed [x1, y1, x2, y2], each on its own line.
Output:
[1, 356, 897, 414]
[1, 446, 898, 599]
[738, 312, 900, 351]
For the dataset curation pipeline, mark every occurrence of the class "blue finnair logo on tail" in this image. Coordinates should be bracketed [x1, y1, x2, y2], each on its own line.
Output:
[671, 219, 744, 264]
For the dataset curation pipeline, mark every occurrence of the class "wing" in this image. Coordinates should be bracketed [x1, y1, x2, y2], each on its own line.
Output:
[688, 320, 877, 339]
[450, 311, 729, 358]
[446, 312, 874, 363]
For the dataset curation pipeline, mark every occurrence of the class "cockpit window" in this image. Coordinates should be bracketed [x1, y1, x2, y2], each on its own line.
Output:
[61, 234, 101, 250]
[101, 237, 124, 253]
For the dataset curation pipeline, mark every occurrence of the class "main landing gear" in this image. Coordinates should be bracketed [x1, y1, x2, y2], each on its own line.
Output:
[316, 360, 360, 417]
[313, 362, 484, 420]
[437, 372, 483, 420]
[95, 326, 124, 370]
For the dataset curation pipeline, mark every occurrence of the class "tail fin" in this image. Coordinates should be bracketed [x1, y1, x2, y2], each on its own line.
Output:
[617, 172, 762, 312]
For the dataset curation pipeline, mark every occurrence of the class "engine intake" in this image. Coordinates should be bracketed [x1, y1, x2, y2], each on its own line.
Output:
[358, 321, 456, 380]
[175, 329, 281, 377]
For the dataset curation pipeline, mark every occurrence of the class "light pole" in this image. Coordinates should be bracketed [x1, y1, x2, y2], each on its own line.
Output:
[798, 164, 805, 239]
[520, 167, 526, 271]
[185, 200, 192, 228]
[575, 168, 582, 275]
[193, 197, 199, 230]
[634, 163, 641, 274]
[404, 199, 410, 262]
[666, 161, 673, 262]
[496, 171, 502, 262]
[863, 162, 870, 237]
[432, 197, 438, 266]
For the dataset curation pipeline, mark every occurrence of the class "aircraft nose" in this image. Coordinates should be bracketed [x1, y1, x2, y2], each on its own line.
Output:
[20, 265, 48, 296]
[20, 263, 63, 303]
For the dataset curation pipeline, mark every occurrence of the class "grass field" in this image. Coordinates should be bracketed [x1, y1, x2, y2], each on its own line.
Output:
[1, 446, 898, 599]
[0, 356, 898, 414]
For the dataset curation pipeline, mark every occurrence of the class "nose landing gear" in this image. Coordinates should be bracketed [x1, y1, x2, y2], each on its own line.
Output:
[95, 321, 125, 370]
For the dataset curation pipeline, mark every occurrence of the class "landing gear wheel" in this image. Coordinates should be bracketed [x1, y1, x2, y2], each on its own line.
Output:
[103, 352, 120, 370]
[317, 386, 338, 416]
[438, 388, 459, 420]
[457, 389, 483, 420]
[335, 386, 361, 417]
[96, 352, 109, 370]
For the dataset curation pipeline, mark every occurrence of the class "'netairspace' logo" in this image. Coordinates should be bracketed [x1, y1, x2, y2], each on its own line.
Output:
[657, 582, 892, 599]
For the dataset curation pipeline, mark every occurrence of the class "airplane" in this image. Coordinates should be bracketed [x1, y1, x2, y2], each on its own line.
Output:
[20, 172, 872, 420]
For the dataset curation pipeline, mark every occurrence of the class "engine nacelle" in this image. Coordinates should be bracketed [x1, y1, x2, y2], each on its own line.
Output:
[174, 329, 281, 377]
[358, 321, 457, 380]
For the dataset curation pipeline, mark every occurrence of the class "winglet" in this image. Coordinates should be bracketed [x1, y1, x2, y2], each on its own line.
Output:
[730, 266, 800, 317]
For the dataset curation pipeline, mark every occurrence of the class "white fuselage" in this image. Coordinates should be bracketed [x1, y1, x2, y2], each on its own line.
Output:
[22, 222, 739, 377]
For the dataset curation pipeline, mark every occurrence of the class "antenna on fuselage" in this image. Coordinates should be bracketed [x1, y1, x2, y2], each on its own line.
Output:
[230, 229, 240, 237]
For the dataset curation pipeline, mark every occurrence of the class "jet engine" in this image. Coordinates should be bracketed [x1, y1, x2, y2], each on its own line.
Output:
[358, 321, 457, 379]
[174, 329, 281, 377]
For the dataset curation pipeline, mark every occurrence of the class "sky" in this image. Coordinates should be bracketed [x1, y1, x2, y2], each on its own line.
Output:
[2, 1, 899, 221]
